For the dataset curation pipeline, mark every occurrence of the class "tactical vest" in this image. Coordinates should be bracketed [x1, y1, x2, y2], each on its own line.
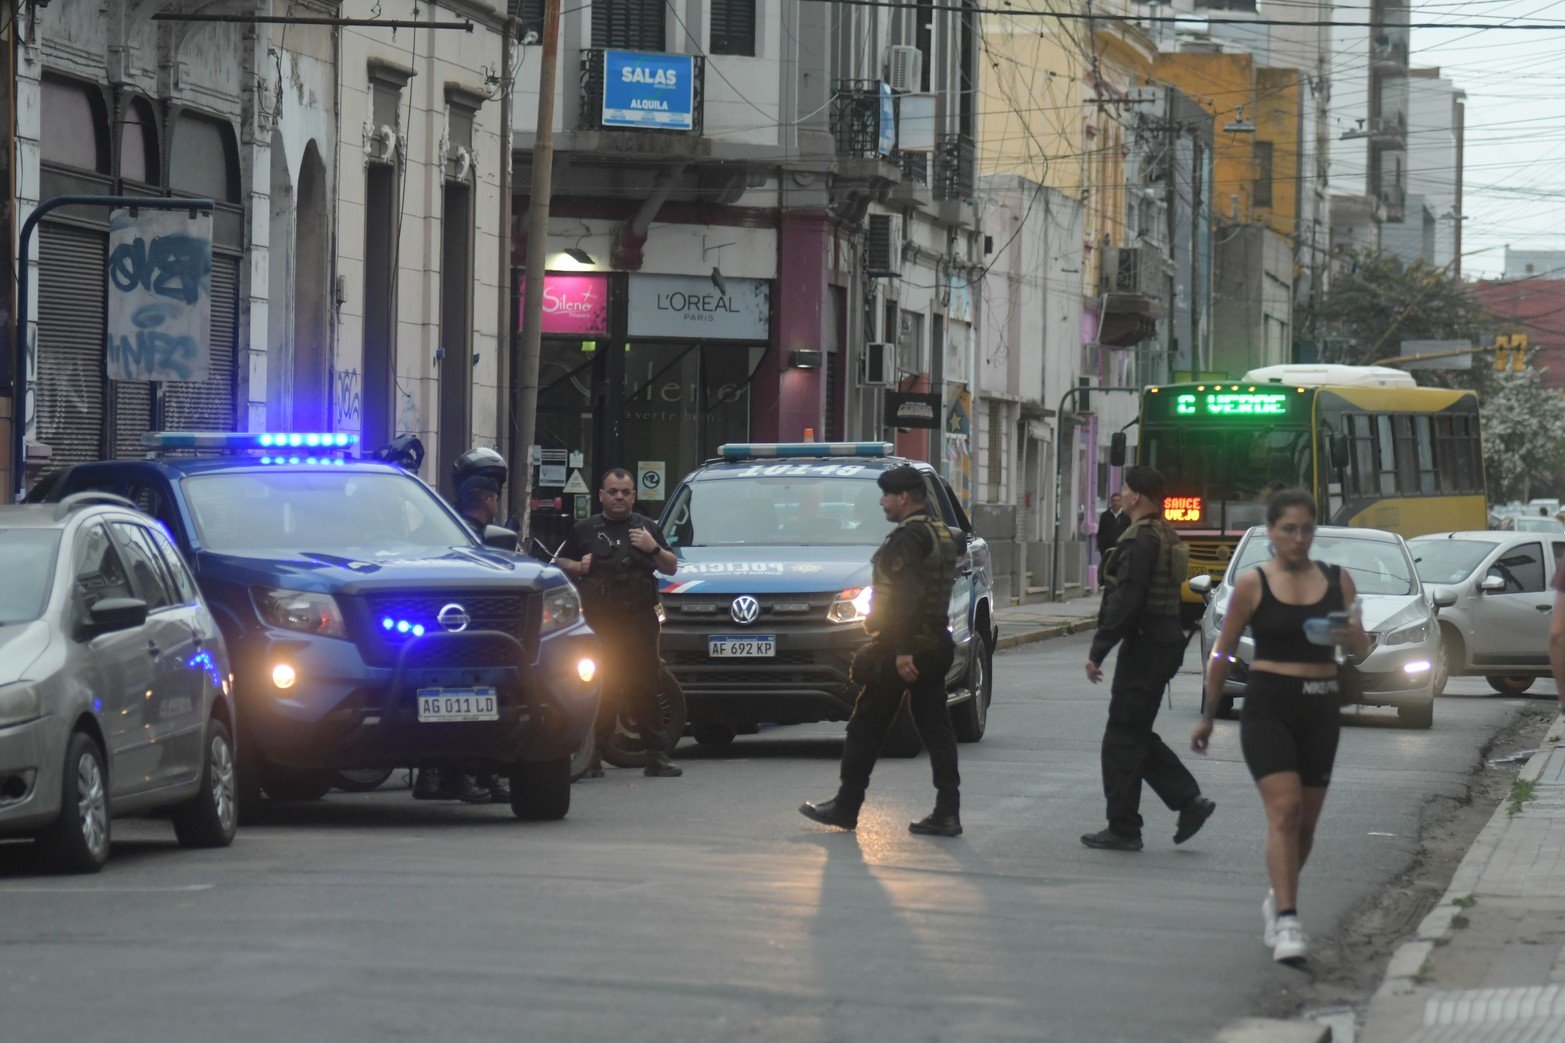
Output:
[876, 511, 959, 635]
[1109, 516, 1187, 624]
[578, 513, 660, 615]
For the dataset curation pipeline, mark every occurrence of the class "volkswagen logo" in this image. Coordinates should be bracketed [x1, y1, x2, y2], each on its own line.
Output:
[730, 595, 761, 625]
[436, 603, 471, 633]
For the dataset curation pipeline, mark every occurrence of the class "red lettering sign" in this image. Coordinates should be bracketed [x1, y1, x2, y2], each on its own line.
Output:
[1164, 496, 1202, 524]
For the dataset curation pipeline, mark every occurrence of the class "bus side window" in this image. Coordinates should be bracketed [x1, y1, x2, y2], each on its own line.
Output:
[1414, 417, 1438, 494]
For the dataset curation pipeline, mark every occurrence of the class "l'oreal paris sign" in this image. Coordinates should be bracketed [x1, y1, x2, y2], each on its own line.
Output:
[628, 274, 771, 341]
[601, 51, 696, 131]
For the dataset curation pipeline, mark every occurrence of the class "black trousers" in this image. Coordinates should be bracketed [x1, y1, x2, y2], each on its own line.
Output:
[591, 608, 668, 755]
[1101, 637, 1200, 837]
[839, 637, 960, 815]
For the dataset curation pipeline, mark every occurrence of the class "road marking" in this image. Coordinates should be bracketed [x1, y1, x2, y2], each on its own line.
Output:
[0, 884, 214, 894]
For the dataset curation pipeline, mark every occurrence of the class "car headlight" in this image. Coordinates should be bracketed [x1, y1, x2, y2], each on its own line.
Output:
[252, 586, 347, 638]
[1383, 621, 1430, 647]
[0, 683, 42, 728]
[827, 586, 874, 624]
[540, 584, 582, 635]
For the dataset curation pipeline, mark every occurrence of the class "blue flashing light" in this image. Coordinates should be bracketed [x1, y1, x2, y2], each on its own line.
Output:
[305, 434, 321, 447]
[141, 431, 361, 455]
[259, 433, 275, 447]
[396, 620, 411, 634]
[381, 617, 395, 630]
[719, 441, 894, 460]
[411, 624, 426, 637]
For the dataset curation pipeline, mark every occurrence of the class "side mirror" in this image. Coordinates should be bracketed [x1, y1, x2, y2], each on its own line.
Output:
[88, 597, 148, 635]
[1479, 575, 1506, 594]
[1188, 574, 1215, 596]
[1433, 590, 1457, 609]
[1109, 432, 1127, 468]
[482, 524, 519, 552]
[1330, 434, 1350, 471]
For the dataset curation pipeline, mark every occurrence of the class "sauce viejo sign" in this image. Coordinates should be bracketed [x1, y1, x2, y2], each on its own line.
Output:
[602, 51, 696, 131]
[628, 274, 771, 341]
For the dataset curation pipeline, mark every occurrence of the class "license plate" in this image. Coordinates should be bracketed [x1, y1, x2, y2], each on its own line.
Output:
[708, 636, 776, 658]
[415, 687, 499, 722]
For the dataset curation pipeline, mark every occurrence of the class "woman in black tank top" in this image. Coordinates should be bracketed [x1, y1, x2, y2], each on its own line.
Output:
[1189, 490, 1370, 965]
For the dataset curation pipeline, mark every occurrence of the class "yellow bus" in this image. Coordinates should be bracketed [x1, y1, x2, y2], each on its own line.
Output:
[1125, 364, 1486, 620]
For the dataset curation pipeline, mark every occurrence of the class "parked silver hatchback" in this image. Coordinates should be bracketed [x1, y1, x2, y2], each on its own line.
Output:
[0, 493, 237, 871]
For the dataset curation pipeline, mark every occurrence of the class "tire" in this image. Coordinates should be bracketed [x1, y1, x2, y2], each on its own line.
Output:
[37, 732, 111, 873]
[1486, 675, 1536, 696]
[171, 719, 239, 848]
[1399, 700, 1435, 729]
[330, 768, 396, 793]
[259, 764, 333, 802]
[511, 757, 571, 820]
[569, 728, 597, 782]
[1433, 629, 1459, 698]
[598, 666, 688, 769]
[881, 702, 923, 758]
[952, 637, 993, 743]
[692, 723, 738, 746]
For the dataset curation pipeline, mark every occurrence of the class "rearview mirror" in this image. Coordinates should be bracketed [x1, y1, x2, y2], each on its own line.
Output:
[1330, 434, 1350, 471]
[1109, 432, 1127, 468]
[1479, 575, 1505, 594]
[482, 524, 519, 552]
[1432, 590, 1457, 609]
[88, 597, 148, 635]
[1188, 574, 1215, 596]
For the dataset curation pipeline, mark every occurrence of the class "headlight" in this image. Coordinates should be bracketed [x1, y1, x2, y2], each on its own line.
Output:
[540, 584, 582, 634]
[252, 587, 347, 638]
[0, 683, 41, 728]
[1383, 621, 1430, 646]
[827, 586, 874, 624]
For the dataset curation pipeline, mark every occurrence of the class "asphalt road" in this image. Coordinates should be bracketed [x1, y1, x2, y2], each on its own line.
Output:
[0, 636, 1546, 1043]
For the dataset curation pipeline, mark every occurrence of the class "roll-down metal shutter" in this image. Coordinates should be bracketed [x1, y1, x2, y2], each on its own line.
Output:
[163, 253, 238, 433]
[36, 223, 107, 469]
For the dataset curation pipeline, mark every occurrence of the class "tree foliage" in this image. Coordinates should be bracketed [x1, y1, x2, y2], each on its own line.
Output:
[1473, 365, 1565, 503]
[1316, 249, 1490, 364]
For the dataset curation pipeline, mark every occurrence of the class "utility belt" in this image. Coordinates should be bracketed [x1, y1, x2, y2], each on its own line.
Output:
[580, 569, 658, 614]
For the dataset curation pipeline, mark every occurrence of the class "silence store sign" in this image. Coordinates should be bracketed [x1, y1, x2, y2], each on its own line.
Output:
[627, 274, 770, 341]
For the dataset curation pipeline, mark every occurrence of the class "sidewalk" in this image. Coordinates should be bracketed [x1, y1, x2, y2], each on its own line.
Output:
[991, 592, 1101, 651]
[1357, 713, 1565, 1042]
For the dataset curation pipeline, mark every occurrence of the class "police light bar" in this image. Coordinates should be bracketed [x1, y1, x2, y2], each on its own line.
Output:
[141, 431, 359, 452]
[719, 442, 893, 459]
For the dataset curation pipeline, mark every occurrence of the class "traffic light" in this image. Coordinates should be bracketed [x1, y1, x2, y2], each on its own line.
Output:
[1494, 333, 1530, 372]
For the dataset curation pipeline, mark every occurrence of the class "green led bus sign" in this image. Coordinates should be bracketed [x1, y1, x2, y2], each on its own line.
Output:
[1174, 391, 1290, 417]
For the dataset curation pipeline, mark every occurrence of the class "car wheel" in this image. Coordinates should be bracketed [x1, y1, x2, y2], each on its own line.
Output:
[330, 768, 396, 793]
[881, 702, 923, 759]
[510, 757, 571, 820]
[569, 728, 597, 782]
[1433, 628, 1459, 698]
[599, 666, 688, 769]
[1399, 700, 1434, 729]
[259, 764, 333, 802]
[1485, 675, 1536, 696]
[171, 719, 240, 848]
[37, 732, 111, 873]
[692, 723, 738, 746]
[952, 637, 993, 743]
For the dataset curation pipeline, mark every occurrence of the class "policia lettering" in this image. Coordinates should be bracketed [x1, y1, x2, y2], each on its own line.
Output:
[800, 464, 965, 838]
[1080, 466, 1214, 852]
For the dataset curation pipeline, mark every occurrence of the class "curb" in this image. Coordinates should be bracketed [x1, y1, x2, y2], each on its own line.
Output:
[993, 619, 1097, 652]
[1209, 1017, 1331, 1043]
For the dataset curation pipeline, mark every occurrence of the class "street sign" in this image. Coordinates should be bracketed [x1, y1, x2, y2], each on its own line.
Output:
[638, 460, 666, 501]
[106, 208, 213, 382]
[601, 51, 696, 131]
[562, 469, 589, 494]
[1399, 338, 1474, 370]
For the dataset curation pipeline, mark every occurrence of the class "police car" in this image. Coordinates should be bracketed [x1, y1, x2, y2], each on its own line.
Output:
[657, 443, 997, 752]
[27, 433, 598, 820]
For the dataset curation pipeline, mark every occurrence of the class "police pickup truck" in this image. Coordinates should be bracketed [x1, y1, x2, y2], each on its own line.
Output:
[657, 443, 997, 754]
[28, 432, 598, 820]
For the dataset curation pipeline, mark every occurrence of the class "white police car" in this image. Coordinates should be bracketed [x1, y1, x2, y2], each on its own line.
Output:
[657, 443, 997, 753]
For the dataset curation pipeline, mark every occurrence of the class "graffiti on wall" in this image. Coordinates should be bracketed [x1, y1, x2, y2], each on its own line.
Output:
[105, 209, 213, 383]
[334, 368, 361, 425]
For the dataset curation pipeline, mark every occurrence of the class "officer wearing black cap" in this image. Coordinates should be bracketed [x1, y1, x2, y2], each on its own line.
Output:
[1080, 465, 1215, 852]
[800, 464, 964, 837]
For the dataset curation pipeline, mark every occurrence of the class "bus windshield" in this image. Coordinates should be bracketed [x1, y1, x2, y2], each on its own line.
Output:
[1139, 425, 1312, 531]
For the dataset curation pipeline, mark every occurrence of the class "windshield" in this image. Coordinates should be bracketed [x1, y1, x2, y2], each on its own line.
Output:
[1139, 424, 1312, 531]
[0, 530, 60, 624]
[1513, 517, 1565, 533]
[663, 475, 895, 547]
[1408, 539, 1494, 584]
[1233, 531, 1417, 595]
[183, 471, 474, 556]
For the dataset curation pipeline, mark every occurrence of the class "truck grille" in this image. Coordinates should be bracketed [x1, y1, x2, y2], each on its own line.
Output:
[354, 591, 537, 667]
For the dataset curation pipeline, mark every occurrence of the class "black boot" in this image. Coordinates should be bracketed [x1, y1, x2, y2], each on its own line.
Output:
[909, 811, 963, 837]
[644, 751, 683, 778]
[799, 797, 860, 830]
[1080, 827, 1143, 852]
[412, 768, 442, 800]
[477, 772, 511, 804]
[453, 774, 493, 804]
[1174, 796, 1216, 845]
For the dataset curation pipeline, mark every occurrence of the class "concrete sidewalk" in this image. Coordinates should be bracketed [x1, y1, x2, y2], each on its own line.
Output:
[1358, 713, 1565, 1042]
[991, 593, 1102, 651]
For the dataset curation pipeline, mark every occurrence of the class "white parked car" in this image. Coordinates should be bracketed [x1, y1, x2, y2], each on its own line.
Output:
[1193, 525, 1442, 729]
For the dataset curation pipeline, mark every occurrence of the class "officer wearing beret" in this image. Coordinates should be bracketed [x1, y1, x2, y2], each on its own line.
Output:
[800, 464, 964, 837]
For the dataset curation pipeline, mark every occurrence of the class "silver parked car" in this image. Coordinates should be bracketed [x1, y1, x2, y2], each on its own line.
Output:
[0, 494, 237, 871]
[1407, 530, 1565, 697]
[1193, 525, 1442, 728]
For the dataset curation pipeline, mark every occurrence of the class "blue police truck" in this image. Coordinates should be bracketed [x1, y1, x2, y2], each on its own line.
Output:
[657, 442, 997, 754]
[28, 432, 599, 820]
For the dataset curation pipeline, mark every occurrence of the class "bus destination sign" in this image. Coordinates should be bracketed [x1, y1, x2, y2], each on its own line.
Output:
[1174, 391, 1291, 417]
[1164, 495, 1203, 523]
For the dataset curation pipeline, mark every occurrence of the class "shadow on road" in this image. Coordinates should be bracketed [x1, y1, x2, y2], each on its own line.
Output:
[674, 736, 849, 761]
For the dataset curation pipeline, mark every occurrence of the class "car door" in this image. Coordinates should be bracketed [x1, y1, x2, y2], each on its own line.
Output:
[70, 523, 157, 800]
[924, 475, 975, 687]
[1470, 540, 1552, 669]
[108, 519, 206, 788]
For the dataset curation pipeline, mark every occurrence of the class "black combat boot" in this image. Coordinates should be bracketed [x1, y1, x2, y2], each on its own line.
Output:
[412, 768, 442, 800]
[644, 750, 683, 778]
[909, 810, 963, 837]
[799, 795, 862, 830]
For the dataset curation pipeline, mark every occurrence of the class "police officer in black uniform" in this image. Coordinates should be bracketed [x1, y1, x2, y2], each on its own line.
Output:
[556, 468, 683, 778]
[800, 464, 964, 837]
[456, 475, 501, 534]
[1080, 465, 1215, 851]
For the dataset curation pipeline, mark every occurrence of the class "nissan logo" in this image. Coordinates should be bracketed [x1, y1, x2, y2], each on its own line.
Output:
[436, 603, 471, 633]
[730, 595, 761, 625]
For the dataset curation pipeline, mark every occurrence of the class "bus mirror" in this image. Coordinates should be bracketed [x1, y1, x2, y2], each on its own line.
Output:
[1330, 434, 1350, 470]
[1110, 432, 1127, 468]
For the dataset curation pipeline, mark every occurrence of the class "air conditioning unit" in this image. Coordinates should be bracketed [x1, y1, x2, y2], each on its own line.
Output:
[865, 214, 903, 276]
[886, 45, 923, 94]
[860, 342, 895, 387]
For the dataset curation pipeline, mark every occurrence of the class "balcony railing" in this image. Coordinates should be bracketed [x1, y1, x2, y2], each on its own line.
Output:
[1368, 113, 1406, 148]
[934, 134, 975, 201]
[896, 150, 928, 185]
[578, 48, 705, 134]
[1370, 38, 1408, 70]
[831, 80, 887, 159]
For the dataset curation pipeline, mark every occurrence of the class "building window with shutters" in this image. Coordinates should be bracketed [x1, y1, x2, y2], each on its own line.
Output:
[1253, 141, 1273, 209]
[592, 0, 666, 51]
[518, 0, 544, 42]
[711, 0, 756, 57]
[40, 75, 109, 172]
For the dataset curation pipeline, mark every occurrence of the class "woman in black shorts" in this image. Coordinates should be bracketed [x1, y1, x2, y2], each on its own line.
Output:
[1190, 489, 1369, 964]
